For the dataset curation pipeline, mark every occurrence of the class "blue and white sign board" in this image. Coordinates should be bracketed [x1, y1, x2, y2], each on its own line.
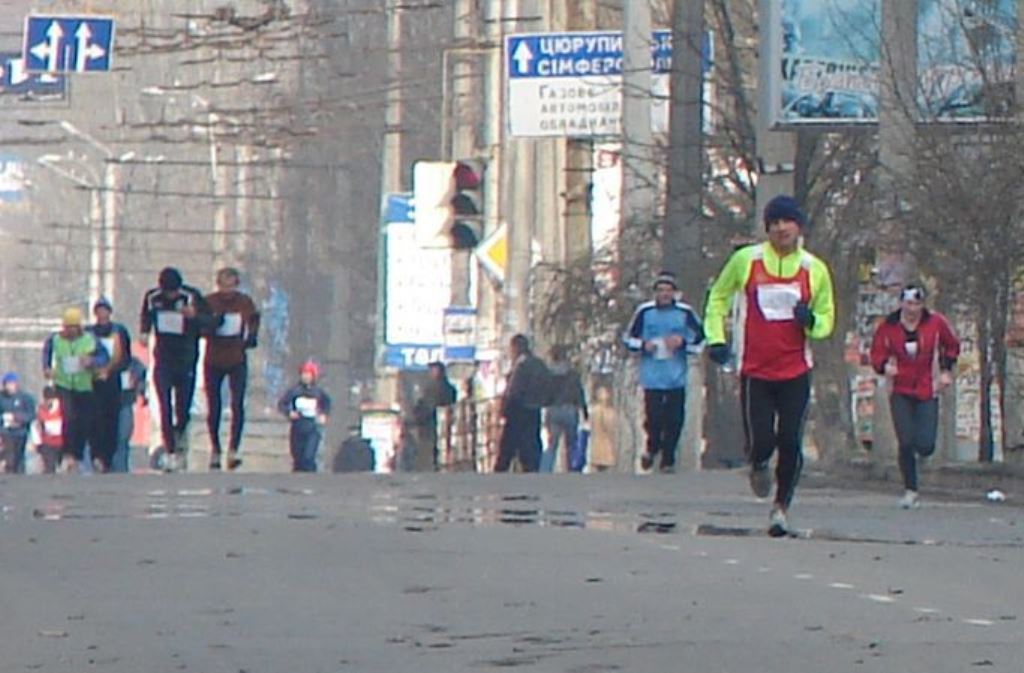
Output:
[383, 193, 451, 371]
[23, 15, 115, 74]
[443, 306, 477, 363]
[0, 53, 65, 98]
[506, 30, 710, 137]
[0, 154, 28, 203]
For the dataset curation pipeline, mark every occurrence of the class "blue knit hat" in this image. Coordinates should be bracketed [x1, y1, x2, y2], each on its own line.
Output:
[763, 195, 807, 230]
[2, 372, 18, 385]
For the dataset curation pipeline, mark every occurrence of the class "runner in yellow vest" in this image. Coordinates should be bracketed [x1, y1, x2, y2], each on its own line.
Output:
[42, 307, 101, 472]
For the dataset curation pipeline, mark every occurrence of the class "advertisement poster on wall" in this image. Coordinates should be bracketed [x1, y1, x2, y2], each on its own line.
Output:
[775, 0, 881, 124]
[918, 0, 1017, 121]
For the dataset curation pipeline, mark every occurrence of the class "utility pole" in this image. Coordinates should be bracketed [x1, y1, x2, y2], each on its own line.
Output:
[562, 0, 595, 263]
[874, 0, 917, 463]
[755, 0, 795, 220]
[664, 0, 705, 471]
[449, 0, 479, 308]
[381, 0, 403, 196]
[618, 0, 656, 473]
[478, 0, 505, 353]
[504, 0, 534, 339]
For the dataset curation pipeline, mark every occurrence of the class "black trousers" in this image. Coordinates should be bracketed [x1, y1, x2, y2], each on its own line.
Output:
[740, 373, 811, 508]
[643, 388, 686, 467]
[90, 376, 122, 470]
[58, 388, 95, 462]
[495, 403, 542, 473]
[205, 360, 248, 455]
[890, 394, 938, 492]
[1, 433, 27, 473]
[154, 362, 197, 455]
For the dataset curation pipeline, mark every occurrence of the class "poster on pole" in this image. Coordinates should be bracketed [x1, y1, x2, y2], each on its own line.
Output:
[773, 0, 881, 125]
[918, 0, 1017, 121]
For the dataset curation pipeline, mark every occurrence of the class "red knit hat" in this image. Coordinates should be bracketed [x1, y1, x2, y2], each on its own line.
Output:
[299, 359, 320, 379]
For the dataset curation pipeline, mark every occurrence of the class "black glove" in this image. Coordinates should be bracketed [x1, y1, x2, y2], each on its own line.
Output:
[707, 344, 731, 366]
[793, 302, 815, 329]
[245, 335, 259, 349]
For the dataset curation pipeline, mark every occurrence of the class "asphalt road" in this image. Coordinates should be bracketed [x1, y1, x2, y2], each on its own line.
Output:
[0, 471, 1021, 673]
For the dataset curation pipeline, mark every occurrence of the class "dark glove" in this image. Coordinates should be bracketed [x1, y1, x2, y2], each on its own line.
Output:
[245, 335, 259, 349]
[794, 302, 815, 329]
[707, 344, 731, 366]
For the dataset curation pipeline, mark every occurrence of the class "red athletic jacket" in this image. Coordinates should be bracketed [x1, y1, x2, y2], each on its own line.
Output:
[870, 310, 960, 400]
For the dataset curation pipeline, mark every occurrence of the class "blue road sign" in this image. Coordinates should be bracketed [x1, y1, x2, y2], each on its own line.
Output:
[23, 15, 115, 74]
[507, 30, 711, 79]
[0, 53, 65, 98]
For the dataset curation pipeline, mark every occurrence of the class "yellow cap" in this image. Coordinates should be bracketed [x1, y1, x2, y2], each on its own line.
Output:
[62, 307, 84, 327]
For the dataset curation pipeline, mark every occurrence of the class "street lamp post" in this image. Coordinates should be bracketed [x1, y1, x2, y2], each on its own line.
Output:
[37, 154, 104, 309]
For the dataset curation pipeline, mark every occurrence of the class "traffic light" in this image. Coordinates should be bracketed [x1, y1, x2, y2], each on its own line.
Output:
[412, 160, 483, 249]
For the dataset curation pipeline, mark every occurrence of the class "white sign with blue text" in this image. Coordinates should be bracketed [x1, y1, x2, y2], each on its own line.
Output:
[506, 30, 674, 137]
[383, 193, 451, 371]
[23, 15, 115, 74]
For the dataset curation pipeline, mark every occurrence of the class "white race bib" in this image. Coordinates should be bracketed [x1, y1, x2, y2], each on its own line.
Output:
[652, 337, 671, 360]
[156, 311, 185, 335]
[100, 337, 116, 359]
[62, 355, 82, 374]
[216, 312, 243, 337]
[44, 419, 63, 436]
[2, 412, 15, 428]
[756, 283, 802, 321]
[120, 370, 134, 389]
[295, 396, 318, 418]
[905, 341, 918, 358]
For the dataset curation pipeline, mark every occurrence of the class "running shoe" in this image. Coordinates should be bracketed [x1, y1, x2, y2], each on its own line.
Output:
[749, 461, 772, 498]
[640, 452, 655, 471]
[768, 505, 788, 538]
[899, 490, 920, 510]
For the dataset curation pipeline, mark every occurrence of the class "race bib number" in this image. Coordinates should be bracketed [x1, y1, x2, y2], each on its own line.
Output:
[756, 283, 801, 321]
[156, 311, 185, 335]
[44, 419, 63, 436]
[62, 356, 82, 374]
[295, 396, 318, 418]
[216, 312, 243, 337]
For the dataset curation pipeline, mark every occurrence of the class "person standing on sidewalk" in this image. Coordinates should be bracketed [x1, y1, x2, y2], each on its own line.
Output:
[541, 346, 589, 473]
[278, 360, 332, 472]
[87, 297, 132, 472]
[140, 266, 213, 472]
[0, 373, 36, 473]
[870, 285, 960, 509]
[703, 196, 835, 537]
[494, 334, 550, 473]
[43, 307, 101, 473]
[624, 271, 705, 474]
[204, 267, 261, 471]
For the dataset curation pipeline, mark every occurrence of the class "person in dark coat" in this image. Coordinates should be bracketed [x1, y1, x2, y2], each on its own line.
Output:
[494, 334, 549, 473]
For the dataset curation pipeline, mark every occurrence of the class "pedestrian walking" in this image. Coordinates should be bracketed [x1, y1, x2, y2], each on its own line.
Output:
[87, 297, 132, 472]
[541, 346, 589, 473]
[587, 381, 616, 472]
[0, 373, 36, 473]
[494, 334, 549, 473]
[140, 266, 213, 472]
[113, 356, 147, 473]
[409, 361, 457, 471]
[870, 285, 960, 509]
[278, 360, 332, 472]
[703, 196, 835, 537]
[33, 386, 64, 474]
[204, 267, 261, 471]
[43, 307, 102, 473]
[624, 271, 705, 474]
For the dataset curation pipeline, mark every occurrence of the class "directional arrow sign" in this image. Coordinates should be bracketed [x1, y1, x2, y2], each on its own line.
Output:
[512, 41, 533, 75]
[23, 15, 115, 73]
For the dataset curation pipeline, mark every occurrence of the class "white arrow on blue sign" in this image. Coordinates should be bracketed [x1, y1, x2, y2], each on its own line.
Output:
[23, 15, 115, 74]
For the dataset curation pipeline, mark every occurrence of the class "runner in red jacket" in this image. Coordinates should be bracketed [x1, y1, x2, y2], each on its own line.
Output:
[870, 285, 960, 509]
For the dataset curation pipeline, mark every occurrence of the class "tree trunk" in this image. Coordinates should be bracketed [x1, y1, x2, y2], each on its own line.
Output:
[978, 314, 995, 462]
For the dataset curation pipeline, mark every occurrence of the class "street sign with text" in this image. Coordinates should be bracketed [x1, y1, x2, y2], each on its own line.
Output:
[23, 15, 115, 74]
[506, 30, 711, 138]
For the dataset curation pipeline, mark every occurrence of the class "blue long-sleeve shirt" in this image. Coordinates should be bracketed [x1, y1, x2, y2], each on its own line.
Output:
[624, 300, 704, 390]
